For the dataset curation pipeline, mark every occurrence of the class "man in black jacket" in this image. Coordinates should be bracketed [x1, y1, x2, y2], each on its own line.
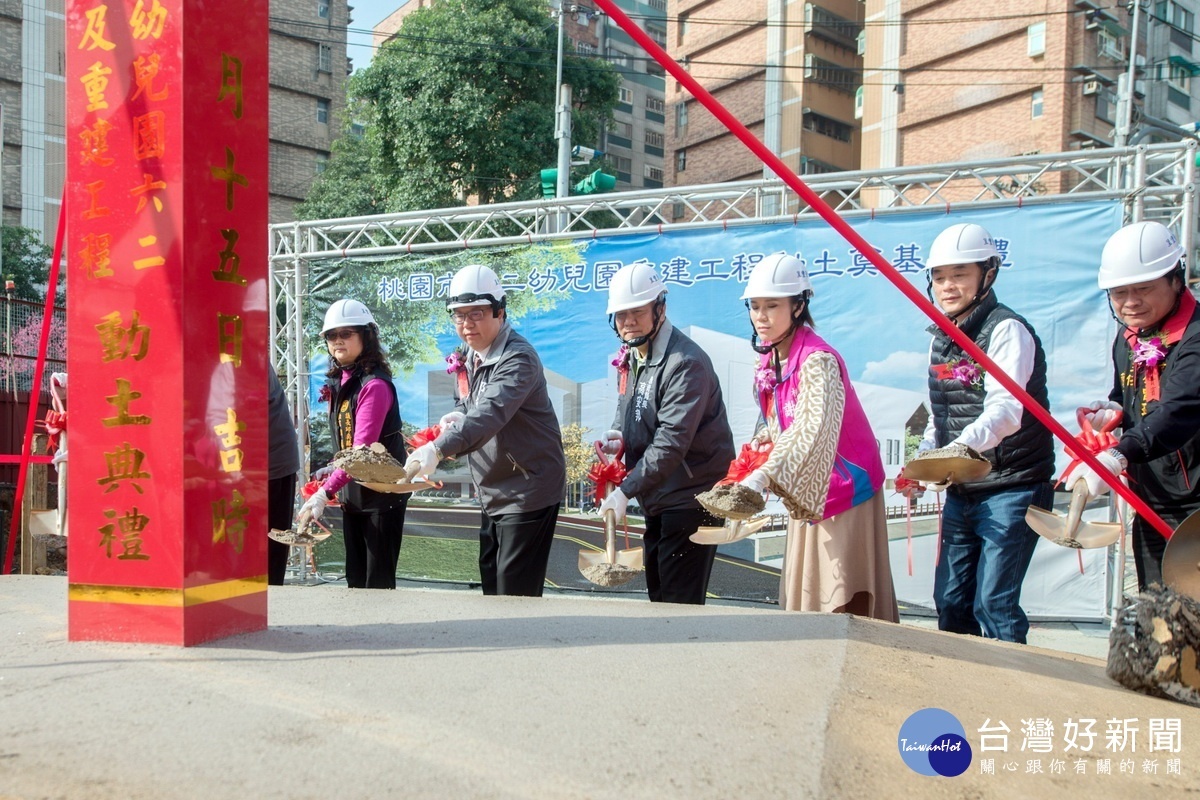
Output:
[598, 262, 734, 604]
[1066, 220, 1200, 590]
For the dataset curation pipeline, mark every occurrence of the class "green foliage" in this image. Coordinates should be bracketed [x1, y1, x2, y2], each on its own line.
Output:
[303, 0, 619, 219]
[2, 227, 57, 302]
[295, 131, 384, 220]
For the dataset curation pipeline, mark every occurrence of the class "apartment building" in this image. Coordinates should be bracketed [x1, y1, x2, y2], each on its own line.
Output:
[860, 0, 1200, 189]
[665, 0, 864, 204]
[0, 0, 347, 240]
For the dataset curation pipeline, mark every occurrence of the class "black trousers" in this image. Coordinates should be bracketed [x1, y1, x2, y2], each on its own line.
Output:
[1132, 503, 1200, 590]
[267, 474, 297, 586]
[643, 507, 720, 605]
[343, 498, 409, 589]
[478, 503, 559, 597]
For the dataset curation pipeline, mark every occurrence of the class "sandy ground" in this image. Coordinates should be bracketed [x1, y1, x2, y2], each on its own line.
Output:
[1, 576, 1197, 799]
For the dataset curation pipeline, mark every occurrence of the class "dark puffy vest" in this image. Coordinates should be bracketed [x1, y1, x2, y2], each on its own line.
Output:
[327, 368, 407, 513]
[927, 293, 1054, 494]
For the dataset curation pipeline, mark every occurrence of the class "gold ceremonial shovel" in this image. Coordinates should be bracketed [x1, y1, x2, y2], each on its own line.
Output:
[1026, 480, 1124, 549]
[579, 508, 644, 587]
[690, 515, 770, 545]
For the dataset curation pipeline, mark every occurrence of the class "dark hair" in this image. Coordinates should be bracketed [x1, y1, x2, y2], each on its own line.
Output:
[326, 324, 392, 379]
[792, 295, 816, 328]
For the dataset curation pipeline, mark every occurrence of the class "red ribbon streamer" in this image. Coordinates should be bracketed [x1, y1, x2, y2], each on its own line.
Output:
[589, 0, 1177, 542]
[406, 424, 442, 449]
[718, 442, 773, 485]
[588, 440, 627, 501]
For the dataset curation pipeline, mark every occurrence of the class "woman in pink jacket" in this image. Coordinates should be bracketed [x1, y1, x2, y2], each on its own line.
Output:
[703, 254, 898, 620]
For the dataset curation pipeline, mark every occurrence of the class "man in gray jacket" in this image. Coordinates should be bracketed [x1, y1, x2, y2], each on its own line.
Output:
[407, 265, 567, 597]
[599, 262, 735, 604]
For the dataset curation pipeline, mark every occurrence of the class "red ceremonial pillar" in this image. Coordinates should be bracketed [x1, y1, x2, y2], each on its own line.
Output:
[65, 0, 269, 644]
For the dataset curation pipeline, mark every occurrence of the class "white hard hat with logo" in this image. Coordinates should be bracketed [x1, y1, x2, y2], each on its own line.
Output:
[322, 298, 376, 334]
[740, 252, 813, 300]
[607, 261, 668, 314]
[925, 223, 1001, 270]
[1098, 221, 1185, 290]
[447, 264, 506, 310]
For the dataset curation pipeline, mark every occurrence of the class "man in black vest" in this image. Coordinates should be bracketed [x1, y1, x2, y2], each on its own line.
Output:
[1065, 221, 1200, 590]
[915, 223, 1055, 644]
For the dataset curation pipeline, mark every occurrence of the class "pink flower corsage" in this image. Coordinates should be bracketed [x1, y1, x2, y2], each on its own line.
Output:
[445, 346, 469, 398]
[318, 384, 331, 403]
[1133, 336, 1166, 369]
[948, 357, 985, 390]
[613, 345, 631, 395]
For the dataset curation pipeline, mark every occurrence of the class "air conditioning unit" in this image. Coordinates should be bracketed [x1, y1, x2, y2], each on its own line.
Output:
[1083, 79, 1101, 96]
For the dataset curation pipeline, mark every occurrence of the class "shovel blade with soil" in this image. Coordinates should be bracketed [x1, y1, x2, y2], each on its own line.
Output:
[1026, 480, 1123, 549]
[579, 509, 644, 587]
[690, 515, 770, 545]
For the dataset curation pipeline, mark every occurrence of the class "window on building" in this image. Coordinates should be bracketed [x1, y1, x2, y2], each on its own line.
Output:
[644, 164, 664, 181]
[1097, 29, 1124, 61]
[675, 101, 688, 135]
[576, 41, 595, 56]
[608, 47, 631, 68]
[803, 54, 860, 94]
[646, 96, 665, 114]
[646, 23, 667, 47]
[1095, 89, 1115, 123]
[618, 86, 634, 105]
[678, 15, 689, 44]
[318, 43, 332, 73]
[854, 86, 864, 120]
[315, 153, 329, 175]
[612, 120, 633, 139]
[647, 0, 666, 10]
[317, 0, 329, 19]
[676, 149, 686, 172]
[1167, 60, 1193, 107]
[645, 130, 664, 148]
[802, 111, 852, 142]
[1027, 22, 1046, 56]
[613, 155, 632, 174]
[317, 98, 330, 124]
[1157, 1, 1196, 48]
[1031, 89, 1044, 119]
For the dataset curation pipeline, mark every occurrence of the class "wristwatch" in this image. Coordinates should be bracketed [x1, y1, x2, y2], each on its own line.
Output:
[1105, 447, 1129, 471]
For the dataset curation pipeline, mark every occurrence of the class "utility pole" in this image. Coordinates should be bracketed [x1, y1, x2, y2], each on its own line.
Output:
[1115, 0, 1144, 147]
[554, 1, 573, 231]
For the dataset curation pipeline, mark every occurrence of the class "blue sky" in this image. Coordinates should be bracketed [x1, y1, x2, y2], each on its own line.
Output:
[347, 0, 407, 72]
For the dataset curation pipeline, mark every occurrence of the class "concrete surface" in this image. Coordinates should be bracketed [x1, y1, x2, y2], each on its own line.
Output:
[2, 576, 1198, 799]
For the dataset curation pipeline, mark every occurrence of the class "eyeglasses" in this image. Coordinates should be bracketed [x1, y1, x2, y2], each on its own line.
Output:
[450, 308, 489, 325]
[324, 328, 358, 342]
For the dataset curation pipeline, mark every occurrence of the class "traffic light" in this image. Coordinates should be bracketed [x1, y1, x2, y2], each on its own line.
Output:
[540, 168, 558, 200]
[574, 169, 616, 195]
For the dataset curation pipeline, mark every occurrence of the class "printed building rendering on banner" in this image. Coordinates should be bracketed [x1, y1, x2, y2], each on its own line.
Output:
[308, 200, 1125, 620]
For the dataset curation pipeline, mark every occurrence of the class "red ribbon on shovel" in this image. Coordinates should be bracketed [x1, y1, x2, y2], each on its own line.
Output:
[587, 440, 627, 502]
[717, 442, 773, 486]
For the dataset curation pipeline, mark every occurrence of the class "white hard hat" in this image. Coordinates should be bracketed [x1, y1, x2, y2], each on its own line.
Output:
[447, 264, 506, 310]
[1098, 221, 1184, 290]
[926, 223, 1001, 270]
[740, 252, 813, 300]
[322, 298, 376, 334]
[607, 261, 667, 314]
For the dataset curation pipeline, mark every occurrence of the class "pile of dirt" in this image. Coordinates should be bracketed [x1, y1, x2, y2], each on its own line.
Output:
[696, 483, 765, 521]
[581, 563, 640, 587]
[332, 443, 409, 483]
[1107, 584, 1200, 707]
[269, 527, 331, 547]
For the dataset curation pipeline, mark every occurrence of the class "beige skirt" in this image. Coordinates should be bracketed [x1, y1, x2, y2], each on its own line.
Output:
[778, 490, 899, 622]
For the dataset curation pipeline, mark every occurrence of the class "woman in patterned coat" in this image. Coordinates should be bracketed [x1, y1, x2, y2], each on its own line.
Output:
[715, 253, 898, 620]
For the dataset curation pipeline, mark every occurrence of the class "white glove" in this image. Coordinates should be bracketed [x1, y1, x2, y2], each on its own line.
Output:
[1078, 400, 1122, 431]
[312, 464, 335, 481]
[298, 490, 330, 525]
[1063, 449, 1126, 498]
[439, 411, 465, 432]
[405, 442, 440, 478]
[927, 479, 951, 493]
[51, 372, 67, 392]
[598, 487, 628, 521]
[740, 469, 769, 494]
[600, 429, 623, 456]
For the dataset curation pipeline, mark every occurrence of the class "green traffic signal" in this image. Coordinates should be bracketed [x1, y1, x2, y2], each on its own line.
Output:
[574, 169, 617, 195]
[540, 168, 558, 200]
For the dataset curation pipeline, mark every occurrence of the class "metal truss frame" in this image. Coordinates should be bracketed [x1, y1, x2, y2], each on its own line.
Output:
[268, 141, 1198, 435]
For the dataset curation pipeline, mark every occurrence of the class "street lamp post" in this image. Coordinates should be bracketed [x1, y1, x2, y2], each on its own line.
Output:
[554, 0, 572, 213]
